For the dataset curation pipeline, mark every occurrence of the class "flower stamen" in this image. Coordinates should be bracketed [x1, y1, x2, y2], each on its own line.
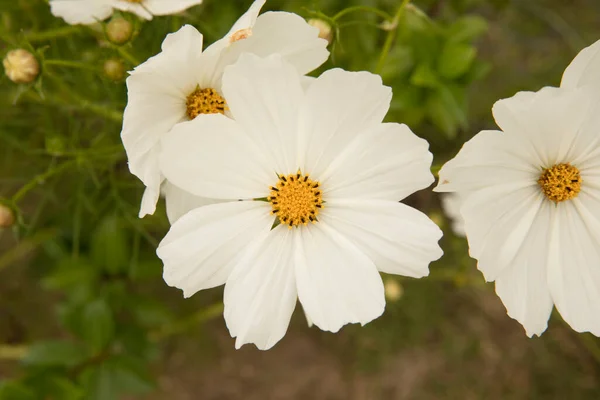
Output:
[538, 163, 582, 203]
[230, 28, 252, 43]
[269, 171, 323, 228]
[185, 87, 227, 120]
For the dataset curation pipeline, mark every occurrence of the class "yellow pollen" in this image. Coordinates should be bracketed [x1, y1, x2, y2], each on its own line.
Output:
[538, 163, 582, 203]
[185, 87, 227, 120]
[230, 28, 252, 43]
[269, 172, 323, 228]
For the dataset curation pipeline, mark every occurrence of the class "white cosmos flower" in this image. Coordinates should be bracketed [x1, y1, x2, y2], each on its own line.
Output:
[50, 0, 203, 25]
[157, 54, 443, 350]
[121, 0, 329, 218]
[440, 193, 466, 237]
[435, 85, 600, 337]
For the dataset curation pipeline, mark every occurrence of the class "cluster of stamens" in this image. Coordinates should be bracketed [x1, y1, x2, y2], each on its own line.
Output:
[538, 163, 582, 203]
[185, 87, 228, 120]
[269, 172, 323, 228]
[230, 28, 253, 43]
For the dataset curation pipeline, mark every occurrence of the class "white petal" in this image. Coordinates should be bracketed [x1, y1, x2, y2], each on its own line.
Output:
[435, 130, 538, 194]
[295, 223, 385, 333]
[157, 201, 273, 298]
[298, 69, 392, 177]
[163, 181, 224, 224]
[440, 193, 466, 237]
[221, 53, 304, 174]
[221, 11, 329, 76]
[492, 87, 595, 167]
[50, 0, 113, 25]
[159, 114, 274, 200]
[121, 72, 185, 191]
[132, 25, 204, 94]
[225, 0, 266, 39]
[494, 200, 554, 337]
[144, 0, 203, 15]
[111, 0, 153, 19]
[463, 185, 544, 281]
[548, 194, 600, 336]
[224, 226, 297, 350]
[320, 199, 443, 278]
[321, 123, 434, 201]
[139, 185, 161, 218]
[561, 39, 600, 90]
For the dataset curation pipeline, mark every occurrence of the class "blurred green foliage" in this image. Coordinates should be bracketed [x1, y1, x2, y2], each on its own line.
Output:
[1, 0, 600, 399]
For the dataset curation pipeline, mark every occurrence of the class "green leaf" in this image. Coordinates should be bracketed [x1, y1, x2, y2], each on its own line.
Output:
[23, 340, 90, 368]
[83, 357, 155, 400]
[81, 299, 115, 351]
[43, 258, 98, 291]
[410, 64, 440, 88]
[24, 374, 83, 400]
[0, 382, 36, 400]
[427, 87, 467, 139]
[90, 215, 129, 275]
[437, 42, 477, 80]
[447, 16, 488, 43]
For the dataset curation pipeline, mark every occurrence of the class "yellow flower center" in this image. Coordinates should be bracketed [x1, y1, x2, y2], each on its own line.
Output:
[125, 0, 143, 3]
[538, 163, 582, 203]
[185, 87, 227, 120]
[269, 172, 323, 228]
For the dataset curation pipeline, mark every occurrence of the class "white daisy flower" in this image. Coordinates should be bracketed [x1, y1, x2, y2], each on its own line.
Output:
[561, 38, 600, 89]
[157, 54, 443, 350]
[435, 85, 600, 337]
[50, 0, 203, 25]
[121, 0, 330, 218]
[440, 193, 466, 237]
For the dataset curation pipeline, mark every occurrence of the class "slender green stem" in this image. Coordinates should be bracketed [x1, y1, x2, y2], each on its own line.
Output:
[25, 25, 81, 42]
[12, 160, 76, 203]
[375, 0, 411, 74]
[116, 46, 140, 66]
[150, 302, 225, 341]
[45, 59, 98, 71]
[0, 229, 58, 272]
[333, 6, 392, 22]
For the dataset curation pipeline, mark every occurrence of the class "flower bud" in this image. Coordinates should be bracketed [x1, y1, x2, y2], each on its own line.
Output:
[103, 58, 126, 81]
[384, 279, 403, 302]
[3, 49, 39, 84]
[106, 17, 133, 45]
[0, 205, 15, 228]
[307, 18, 333, 45]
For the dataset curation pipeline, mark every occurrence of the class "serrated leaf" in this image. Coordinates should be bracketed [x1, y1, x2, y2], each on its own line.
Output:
[437, 43, 477, 79]
[90, 215, 129, 275]
[81, 299, 114, 351]
[23, 340, 90, 368]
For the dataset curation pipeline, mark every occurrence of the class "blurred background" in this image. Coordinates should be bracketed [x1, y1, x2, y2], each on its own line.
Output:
[1, 0, 600, 398]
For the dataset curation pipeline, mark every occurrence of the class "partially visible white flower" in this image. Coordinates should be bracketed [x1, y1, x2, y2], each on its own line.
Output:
[50, 0, 203, 25]
[440, 193, 466, 237]
[122, 0, 329, 218]
[561, 38, 600, 89]
[435, 85, 600, 338]
[157, 54, 443, 350]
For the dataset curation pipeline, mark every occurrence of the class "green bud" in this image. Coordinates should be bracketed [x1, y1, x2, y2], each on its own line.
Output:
[3, 49, 39, 84]
[103, 58, 126, 81]
[307, 18, 333, 45]
[106, 17, 133, 45]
